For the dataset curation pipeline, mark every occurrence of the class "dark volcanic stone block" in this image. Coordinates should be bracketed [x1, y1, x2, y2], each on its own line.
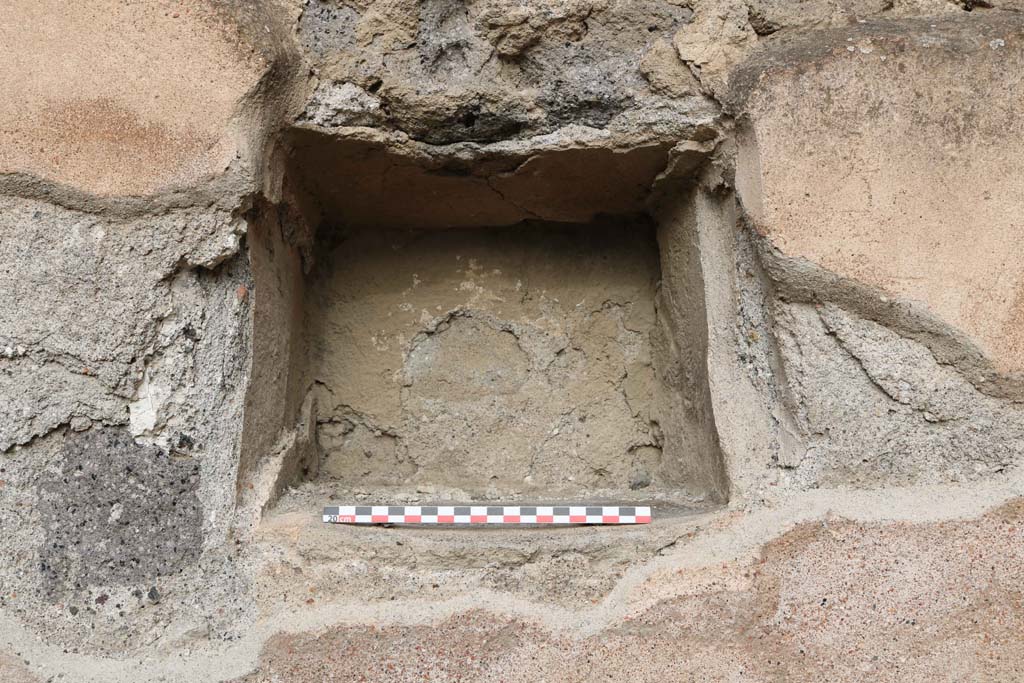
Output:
[37, 428, 202, 598]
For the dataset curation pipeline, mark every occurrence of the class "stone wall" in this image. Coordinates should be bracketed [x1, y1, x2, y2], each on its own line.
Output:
[2, 1, 1023, 680]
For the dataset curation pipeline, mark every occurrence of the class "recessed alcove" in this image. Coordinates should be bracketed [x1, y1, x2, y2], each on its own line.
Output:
[238, 130, 729, 511]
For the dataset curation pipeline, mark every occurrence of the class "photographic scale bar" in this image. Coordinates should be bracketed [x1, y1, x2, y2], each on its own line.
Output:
[323, 505, 651, 525]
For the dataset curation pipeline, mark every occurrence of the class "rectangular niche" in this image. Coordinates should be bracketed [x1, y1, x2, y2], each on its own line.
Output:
[291, 217, 726, 506]
[238, 133, 730, 511]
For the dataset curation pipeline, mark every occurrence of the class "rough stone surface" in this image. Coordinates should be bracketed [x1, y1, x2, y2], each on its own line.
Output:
[2, 1, 1024, 681]
[774, 302, 1024, 487]
[37, 429, 202, 598]
[254, 493, 707, 610]
[732, 12, 1024, 388]
[297, 0, 703, 144]
[0, 654, 41, 683]
[0, 1, 284, 197]
[238, 499, 1024, 682]
[0, 196, 247, 452]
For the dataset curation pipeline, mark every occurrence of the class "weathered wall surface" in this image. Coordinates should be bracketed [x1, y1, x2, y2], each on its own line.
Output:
[304, 221, 694, 500]
[0, 0, 302, 661]
[0, 1, 280, 198]
[3, 1, 1024, 681]
[239, 499, 1024, 683]
[732, 14, 1024, 389]
[727, 12, 1024, 495]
